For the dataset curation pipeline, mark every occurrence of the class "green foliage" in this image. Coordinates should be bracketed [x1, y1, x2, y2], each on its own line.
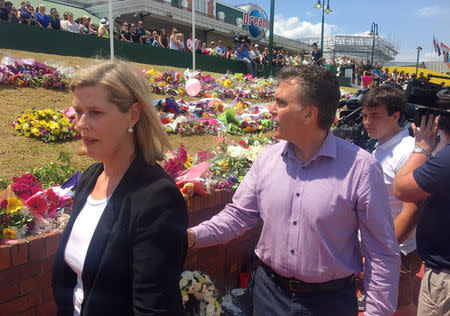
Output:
[0, 179, 9, 190]
[30, 151, 77, 187]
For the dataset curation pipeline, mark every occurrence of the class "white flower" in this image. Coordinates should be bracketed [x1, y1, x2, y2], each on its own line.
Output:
[226, 145, 246, 159]
[246, 145, 264, 161]
[179, 278, 188, 288]
[181, 271, 194, 280]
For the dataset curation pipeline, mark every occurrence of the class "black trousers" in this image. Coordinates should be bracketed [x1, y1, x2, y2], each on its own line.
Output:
[250, 266, 357, 316]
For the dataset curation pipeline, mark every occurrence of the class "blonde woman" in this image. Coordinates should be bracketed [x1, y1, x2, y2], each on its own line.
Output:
[52, 60, 188, 316]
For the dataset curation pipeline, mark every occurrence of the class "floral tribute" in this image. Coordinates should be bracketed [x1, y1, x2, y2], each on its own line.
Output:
[180, 270, 221, 316]
[207, 135, 274, 190]
[12, 108, 80, 142]
[0, 56, 73, 90]
[157, 97, 274, 136]
[162, 144, 193, 178]
[141, 68, 276, 101]
[0, 173, 76, 241]
[0, 197, 34, 240]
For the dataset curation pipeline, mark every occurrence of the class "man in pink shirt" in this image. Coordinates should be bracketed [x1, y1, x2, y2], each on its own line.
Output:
[188, 65, 400, 315]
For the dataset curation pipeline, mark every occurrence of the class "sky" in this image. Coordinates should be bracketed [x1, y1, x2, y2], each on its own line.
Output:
[221, 0, 450, 62]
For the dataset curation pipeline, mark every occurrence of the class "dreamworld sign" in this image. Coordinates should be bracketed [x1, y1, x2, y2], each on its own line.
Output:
[242, 5, 269, 41]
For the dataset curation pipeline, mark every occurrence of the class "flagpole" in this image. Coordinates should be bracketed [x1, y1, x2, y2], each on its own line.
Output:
[109, 0, 114, 60]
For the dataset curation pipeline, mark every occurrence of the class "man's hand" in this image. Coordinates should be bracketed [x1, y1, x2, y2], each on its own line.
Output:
[412, 114, 439, 152]
[187, 229, 196, 248]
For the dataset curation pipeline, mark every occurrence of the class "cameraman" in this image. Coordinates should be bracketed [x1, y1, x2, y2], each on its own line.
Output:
[394, 112, 450, 315]
[361, 86, 421, 315]
[236, 37, 257, 77]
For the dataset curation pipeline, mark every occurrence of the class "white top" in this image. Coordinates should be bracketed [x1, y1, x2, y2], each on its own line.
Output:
[169, 37, 179, 50]
[61, 20, 80, 33]
[64, 195, 109, 316]
[373, 128, 416, 255]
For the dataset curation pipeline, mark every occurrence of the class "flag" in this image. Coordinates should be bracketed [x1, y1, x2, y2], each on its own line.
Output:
[441, 42, 450, 52]
[433, 35, 438, 53]
[437, 37, 441, 56]
[444, 51, 448, 64]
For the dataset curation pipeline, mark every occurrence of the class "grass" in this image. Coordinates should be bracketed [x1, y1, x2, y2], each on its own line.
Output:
[0, 48, 355, 181]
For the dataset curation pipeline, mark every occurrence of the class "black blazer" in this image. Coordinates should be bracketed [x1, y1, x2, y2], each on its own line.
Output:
[52, 153, 188, 316]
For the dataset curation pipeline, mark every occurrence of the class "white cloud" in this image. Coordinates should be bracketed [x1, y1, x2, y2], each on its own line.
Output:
[415, 6, 439, 17]
[273, 14, 337, 39]
[395, 49, 435, 62]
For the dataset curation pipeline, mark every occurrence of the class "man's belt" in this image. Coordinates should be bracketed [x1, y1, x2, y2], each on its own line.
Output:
[261, 262, 355, 293]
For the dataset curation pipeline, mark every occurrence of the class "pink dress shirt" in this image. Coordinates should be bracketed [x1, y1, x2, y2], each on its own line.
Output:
[192, 132, 400, 315]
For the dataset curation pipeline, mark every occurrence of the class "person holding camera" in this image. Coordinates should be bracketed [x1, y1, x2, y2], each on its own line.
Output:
[394, 109, 450, 316]
[361, 86, 421, 315]
[236, 37, 257, 77]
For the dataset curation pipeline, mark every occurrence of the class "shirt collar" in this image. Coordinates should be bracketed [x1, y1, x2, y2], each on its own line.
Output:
[281, 131, 337, 164]
[375, 128, 410, 152]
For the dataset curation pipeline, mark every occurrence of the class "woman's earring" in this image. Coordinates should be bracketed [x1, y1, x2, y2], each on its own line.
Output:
[128, 126, 134, 133]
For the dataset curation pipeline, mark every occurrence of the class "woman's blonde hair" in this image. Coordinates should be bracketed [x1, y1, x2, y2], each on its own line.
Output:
[70, 59, 171, 165]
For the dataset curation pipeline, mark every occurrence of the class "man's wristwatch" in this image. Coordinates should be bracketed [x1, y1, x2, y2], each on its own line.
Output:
[413, 146, 432, 157]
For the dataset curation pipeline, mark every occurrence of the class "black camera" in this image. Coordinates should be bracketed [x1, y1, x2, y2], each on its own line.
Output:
[234, 34, 251, 44]
[405, 78, 450, 126]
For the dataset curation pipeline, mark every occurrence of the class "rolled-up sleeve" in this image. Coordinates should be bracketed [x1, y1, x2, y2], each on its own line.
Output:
[357, 161, 401, 316]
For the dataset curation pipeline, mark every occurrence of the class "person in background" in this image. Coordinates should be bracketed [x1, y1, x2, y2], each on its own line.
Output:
[159, 28, 168, 48]
[178, 33, 185, 51]
[361, 86, 422, 315]
[49, 8, 60, 30]
[186, 32, 199, 53]
[236, 38, 257, 77]
[135, 20, 146, 44]
[35, 5, 51, 28]
[96, 18, 109, 38]
[394, 111, 450, 316]
[209, 41, 216, 56]
[152, 31, 160, 47]
[396, 71, 406, 86]
[261, 47, 269, 65]
[311, 42, 324, 66]
[168, 27, 181, 50]
[79, 16, 91, 34]
[0, 0, 9, 21]
[253, 44, 262, 63]
[119, 22, 131, 42]
[143, 31, 153, 45]
[19, 1, 33, 24]
[226, 46, 233, 59]
[248, 43, 256, 61]
[362, 71, 373, 89]
[215, 40, 226, 58]
[88, 21, 97, 36]
[61, 12, 79, 33]
[187, 65, 400, 315]
[52, 60, 188, 316]
[302, 55, 310, 65]
[129, 24, 140, 43]
[200, 42, 209, 55]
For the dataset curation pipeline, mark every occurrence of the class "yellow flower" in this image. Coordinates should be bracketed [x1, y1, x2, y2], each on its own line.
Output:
[6, 198, 23, 214]
[48, 121, 59, 130]
[31, 127, 40, 136]
[3, 228, 16, 240]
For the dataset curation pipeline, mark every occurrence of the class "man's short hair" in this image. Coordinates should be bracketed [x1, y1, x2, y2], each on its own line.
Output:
[361, 86, 407, 123]
[277, 65, 341, 130]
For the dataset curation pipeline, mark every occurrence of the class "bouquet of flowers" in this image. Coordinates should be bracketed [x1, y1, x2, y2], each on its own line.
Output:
[0, 197, 34, 240]
[208, 136, 274, 190]
[12, 108, 80, 142]
[162, 144, 194, 178]
[180, 270, 221, 316]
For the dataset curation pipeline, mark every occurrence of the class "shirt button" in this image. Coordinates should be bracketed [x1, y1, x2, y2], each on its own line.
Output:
[293, 221, 297, 226]
[290, 250, 295, 255]
[296, 192, 300, 197]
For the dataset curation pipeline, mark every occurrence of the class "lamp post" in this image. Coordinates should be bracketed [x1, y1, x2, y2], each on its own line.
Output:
[416, 46, 422, 76]
[368, 22, 378, 66]
[314, 0, 332, 54]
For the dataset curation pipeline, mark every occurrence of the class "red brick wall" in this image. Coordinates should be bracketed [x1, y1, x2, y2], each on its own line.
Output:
[0, 190, 261, 315]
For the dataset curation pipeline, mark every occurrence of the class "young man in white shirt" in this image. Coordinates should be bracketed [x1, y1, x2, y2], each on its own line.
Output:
[361, 86, 421, 315]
